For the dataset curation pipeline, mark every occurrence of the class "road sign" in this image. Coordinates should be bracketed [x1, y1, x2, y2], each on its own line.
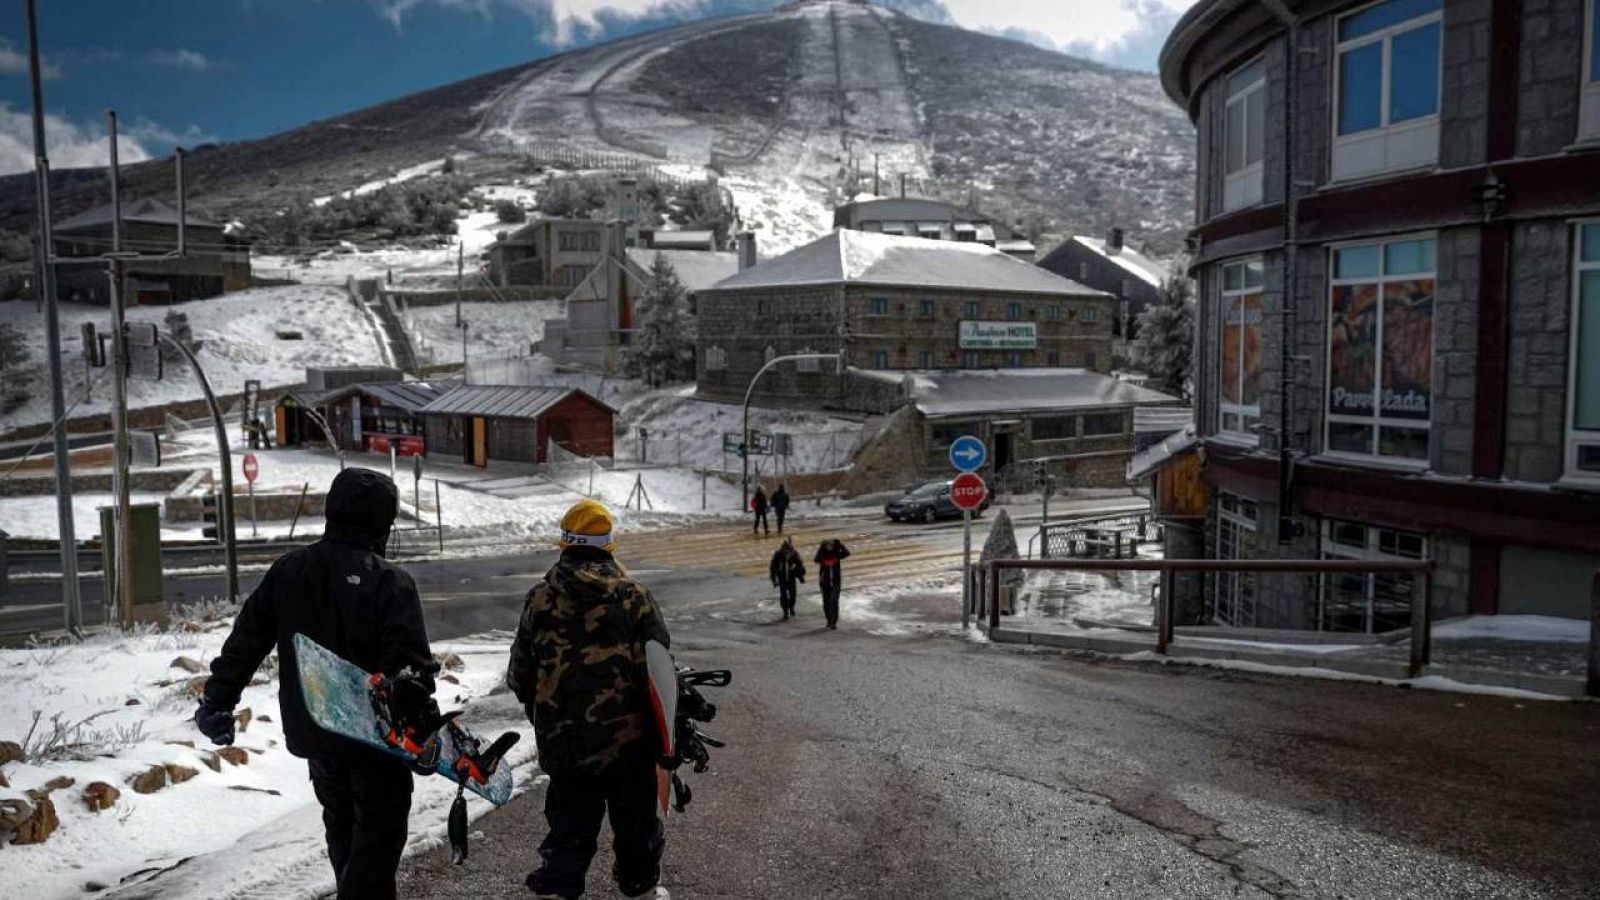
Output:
[130, 431, 161, 467]
[242, 453, 259, 484]
[949, 435, 986, 472]
[950, 472, 987, 511]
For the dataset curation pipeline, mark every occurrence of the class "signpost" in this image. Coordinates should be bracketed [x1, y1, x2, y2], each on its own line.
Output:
[949, 436, 988, 629]
[242, 452, 259, 538]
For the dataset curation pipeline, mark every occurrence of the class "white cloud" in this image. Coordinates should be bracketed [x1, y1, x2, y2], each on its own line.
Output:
[936, 0, 1197, 57]
[0, 103, 161, 176]
[146, 48, 215, 71]
[0, 37, 62, 79]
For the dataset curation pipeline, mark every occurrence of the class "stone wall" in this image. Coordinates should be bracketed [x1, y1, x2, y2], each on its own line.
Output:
[165, 489, 326, 524]
[1516, 0, 1587, 157]
[0, 468, 195, 498]
[696, 285, 846, 404]
[1439, 0, 1494, 169]
[1504, 219, 1575, 482]
[1431, 227, 1482, 476]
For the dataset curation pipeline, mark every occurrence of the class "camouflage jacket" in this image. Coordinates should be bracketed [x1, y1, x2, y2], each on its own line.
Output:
[507, 549, 670, 776]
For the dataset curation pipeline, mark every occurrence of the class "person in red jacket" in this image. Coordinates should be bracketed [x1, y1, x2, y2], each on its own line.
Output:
[813, 538, 851, 629]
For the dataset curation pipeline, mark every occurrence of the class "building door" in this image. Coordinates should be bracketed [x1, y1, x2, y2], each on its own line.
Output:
[471, 417, 488, 467]
[994, 432, 1013, 472]
[1211, 492, 1259, 627]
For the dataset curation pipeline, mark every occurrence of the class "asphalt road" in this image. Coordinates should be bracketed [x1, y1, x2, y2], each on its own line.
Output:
[388, 564, 1600, 900]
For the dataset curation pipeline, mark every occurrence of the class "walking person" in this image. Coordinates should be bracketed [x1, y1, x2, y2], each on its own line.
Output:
[751, 484, 771, 536]
[814, 538, 851, 630]
[194, 468, 436, 900]
[771, 483, 791, 534]
[769, 537, 806, 620]
[509, 499, 672, 900]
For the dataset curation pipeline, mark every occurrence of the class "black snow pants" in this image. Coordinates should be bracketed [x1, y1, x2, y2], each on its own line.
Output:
[752, 509, 770, 535]
[777, 579, 798, 615]
[308, 749, 414, 900]
[820, 568, 842, 626]
[529, 757, 664, 899]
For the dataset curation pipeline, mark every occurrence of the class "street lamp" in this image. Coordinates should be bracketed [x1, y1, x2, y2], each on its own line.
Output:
[741, 352, 843, 511]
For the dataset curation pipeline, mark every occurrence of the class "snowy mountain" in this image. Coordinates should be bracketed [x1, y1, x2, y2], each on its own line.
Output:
[0, 0, 1193, 260]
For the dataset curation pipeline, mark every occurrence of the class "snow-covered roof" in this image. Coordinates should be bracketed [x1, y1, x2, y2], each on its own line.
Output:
[647, 229, 715, 250]
[322, 380, 454, 413]
[854, 368, 1180, 419]
[420, 385, 615, 419]
[1070, 236, 1168, 289]
[708, 230, 1107, 297]
[1127, 424, 1198, 481]
[1134, 405, 1194, 435]
[55, 197, 219, 232]
[624, 248, 738, 294]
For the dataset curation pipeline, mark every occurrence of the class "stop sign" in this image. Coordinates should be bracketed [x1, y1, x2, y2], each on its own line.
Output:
[950, 472, 986, 511]
[242, 453, 259, 484]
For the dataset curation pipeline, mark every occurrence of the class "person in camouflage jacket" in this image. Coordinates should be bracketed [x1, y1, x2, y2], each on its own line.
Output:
[508, 499, 673, 900]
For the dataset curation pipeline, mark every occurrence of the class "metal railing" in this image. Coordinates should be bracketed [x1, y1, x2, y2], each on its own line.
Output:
[979, 558, 1437, 678]
[1029, 511, 1158, 560]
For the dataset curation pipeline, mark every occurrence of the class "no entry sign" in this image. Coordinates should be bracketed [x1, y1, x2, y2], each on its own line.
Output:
[950, 472, 986, 511]
[242, 453, 259, 484]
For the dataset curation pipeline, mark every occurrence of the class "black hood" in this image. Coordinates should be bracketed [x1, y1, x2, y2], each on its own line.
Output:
[324, 467, 399, 555]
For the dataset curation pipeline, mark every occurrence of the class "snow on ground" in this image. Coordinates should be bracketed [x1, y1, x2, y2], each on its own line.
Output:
[613, 388, 863, 473]
[0, 492, 172, 542]
[722, 174, 832, 259]
[0, 614, 536, 900]
[1, 286, 388, 433]
[406, 300, 563, 366]
[1430, 615, 1590, 643]
[311, 157, 461, 207]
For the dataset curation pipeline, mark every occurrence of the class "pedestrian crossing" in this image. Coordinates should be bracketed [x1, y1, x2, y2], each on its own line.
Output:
[612, 517, 972, 590]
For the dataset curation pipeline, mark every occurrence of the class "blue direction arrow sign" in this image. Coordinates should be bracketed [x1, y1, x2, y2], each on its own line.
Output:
[948, 435, 986, 472]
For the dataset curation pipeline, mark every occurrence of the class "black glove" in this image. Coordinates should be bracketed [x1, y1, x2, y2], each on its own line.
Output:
[195, 701, 235, 746]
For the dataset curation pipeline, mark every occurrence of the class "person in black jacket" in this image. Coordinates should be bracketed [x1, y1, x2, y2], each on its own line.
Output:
[814, 538, 851, 629]
[771, 484, 791, 534]
[194, 468, 435, 900]
[751, 485, 770, 536]
[769, 537, 806, 620]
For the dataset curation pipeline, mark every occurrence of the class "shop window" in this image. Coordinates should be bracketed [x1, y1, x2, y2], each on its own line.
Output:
[1326, 237, 1435, 463]
[1332, 0, 1442, 181]
[1318, 519, 1426, 633]
[1211, 492, 1259, 627]
[1223, 57, 1266, 212]
[1032, 416, 1077, 441]
[1219, 258, 1265, 442]
[1570, 222, 1600, 482]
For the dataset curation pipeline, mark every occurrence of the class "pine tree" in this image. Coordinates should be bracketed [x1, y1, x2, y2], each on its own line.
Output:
[621, 254, 696, 387]
[1132, 272, 1195, 400]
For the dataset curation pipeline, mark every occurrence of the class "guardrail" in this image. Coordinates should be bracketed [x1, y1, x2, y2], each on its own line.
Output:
[979, 558, 1437, 678]
[1028, 511, 1159, 559]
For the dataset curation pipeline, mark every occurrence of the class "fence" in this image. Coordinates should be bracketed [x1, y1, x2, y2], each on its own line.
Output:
[1029, 511, 1159, 560]
[977, 558, 1438, 678]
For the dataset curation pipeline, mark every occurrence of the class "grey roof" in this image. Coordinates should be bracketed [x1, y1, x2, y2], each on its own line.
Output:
[419, 385, 614, 419]
[1127, 424, 1198, 481]
[856, 368, 1180, 419]
[273, 384, 335, 408]
[625, 248, 739, 294]
[648, 229, 715, 249]
[833, 198, 1017, 239]
[1070, 236, 1169, 289]
[322, 380, 454, 413]
[1134, 405, 1194, 434]
[708, 230, 1108, 297]
[55, 197, 219, 232]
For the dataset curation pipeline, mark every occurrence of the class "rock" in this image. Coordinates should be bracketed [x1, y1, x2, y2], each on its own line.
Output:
[0, 741, 22, 766]
[82, 782, 120, 812]
[164, 764, 199, 785]
[183, 676, 209, 698]
[436, 652, 465, 671]
[164, 740, 195, 749]
[257, 714, 273, 723]
[200, 753, 222, 773]
[0, 769, 7, 789]
[43, 776, 74, 792]
[235, 708, 253, 733]
[0, 798, 30, 843]
[85, 880, 110, 892]
[129, 765, 167, 794]
[124, 698, 141, 706]
[226, 786, 281, 796]
[440, 673, 460, 685]
[12, 793, 58, 844]
[170, 656, 207, 674]
[214, 746, 249, 767]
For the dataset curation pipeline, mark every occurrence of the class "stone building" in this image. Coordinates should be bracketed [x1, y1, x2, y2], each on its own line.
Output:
[833, 197, 1036, 260]
[696, 230, 1115, 406]
[51, 198, 252, 304]
[486, 219, 610, 289]
[1036, 228, 1169, 344]
[1160, 0, 1600, 630]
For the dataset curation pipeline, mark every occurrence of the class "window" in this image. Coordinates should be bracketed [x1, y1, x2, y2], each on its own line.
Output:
[1047, 305, 1062, 321]
[1004, 351, 1021, 367]
[1219, 258, 1265, 442]
[1085, 350, 1097, 369]
[1047, 351, 1061, 366]
[1006, 302, 1023, 320]
[963, 301, 981, 318]
[796, 346, 821, 373]
[1223, 58, 1266, 211]
[1211, 492, 1260, 627]
[1032, 416, 1077, 441]
[1319, 519, 1425, 633]
[1082, 413, 1124, 436]
[869, 297, 890, 316]
[962, 350, 981, 368]
[705, 346, 727, 371]
[1583, 0, 1600, 139]
[1570, 222, 1600, 481]
[919, 350, 935, 368]
[871, 350, 890, 369]
[583, 233, 600, 251]
[558, 265, 592, 287]
[1078, 262, 1090, 281]
[1332, 0, 1442, 181]
[1326, 237, 1435, 462]
[1082, 306, 1098, 323]
[929, 424, 970, 450]
[918, 299, 935, 318]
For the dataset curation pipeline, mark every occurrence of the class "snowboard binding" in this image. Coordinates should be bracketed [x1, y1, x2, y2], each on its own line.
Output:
[444, 726, 521, 866]
[367, 662, 446, 759]
[665, 668, 731, 813]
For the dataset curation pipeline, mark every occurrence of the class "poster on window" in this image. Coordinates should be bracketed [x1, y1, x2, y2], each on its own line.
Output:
[1381, 280, 1433, 420]
[1222, 298, 1242, 405]
[1328, 284, 1378, 415]
[1240, 293, 1263, 406]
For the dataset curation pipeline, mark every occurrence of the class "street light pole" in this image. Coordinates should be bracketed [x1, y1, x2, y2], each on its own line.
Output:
[106, 110, 135, 628]
[740, 352, 843, 512]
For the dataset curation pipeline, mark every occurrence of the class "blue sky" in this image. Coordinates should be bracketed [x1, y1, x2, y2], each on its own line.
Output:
[0, 1, 1193, 175]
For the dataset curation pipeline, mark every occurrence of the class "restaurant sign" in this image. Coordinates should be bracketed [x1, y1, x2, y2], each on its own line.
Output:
[958, 320, 1037, 350]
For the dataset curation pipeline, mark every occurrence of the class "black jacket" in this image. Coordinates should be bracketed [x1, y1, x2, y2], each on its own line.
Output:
[204, 468, 435, 759]
[771, 488, 790, 513]
[769, 547, 806, 586]
[814, 541, 851, 587]
[751, 489, 769, 513]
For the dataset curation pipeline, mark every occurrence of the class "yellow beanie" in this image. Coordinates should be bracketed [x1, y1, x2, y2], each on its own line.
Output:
[559, 498, 616, 552]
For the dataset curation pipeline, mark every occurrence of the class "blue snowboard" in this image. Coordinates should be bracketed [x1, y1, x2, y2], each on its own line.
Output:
[294, 633, 517, 805]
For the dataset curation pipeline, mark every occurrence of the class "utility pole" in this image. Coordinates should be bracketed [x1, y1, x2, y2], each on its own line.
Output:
[106, 110, 134, 628]
[741, 352, 841, 512]
[455, 240, 463, 328]
[26, 0, 83, 636]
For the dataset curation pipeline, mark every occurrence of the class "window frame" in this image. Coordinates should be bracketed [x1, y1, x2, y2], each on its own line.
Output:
[1330, 0, 1444, 182]
[871, 349, 891, 370]
[705, 346, 727, 372]
[1082, 305, 1098, 323]
[961, 349, 981, 368]
[1212, 491, 1260, 628]
[1007, 302, 1023, 320]
[963, 301, 981, 318]
[868, 297, 891, 317]
[918, 299, 936, 318]
[919, 349, 935, 368]
[1222, 55, 1266, 212]
[1567, 219, 1600, 485]
[1217, 257, 1265, 445]
[1317, 519, 1426, 634]
[1582, 0, 1600, 140]
[1322, 233, 1437, 468]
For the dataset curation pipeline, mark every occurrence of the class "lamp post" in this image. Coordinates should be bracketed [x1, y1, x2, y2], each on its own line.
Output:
[741, 352, 842, 511]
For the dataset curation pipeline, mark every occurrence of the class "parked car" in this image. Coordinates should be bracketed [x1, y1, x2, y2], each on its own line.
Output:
[885, 479, 989, 523]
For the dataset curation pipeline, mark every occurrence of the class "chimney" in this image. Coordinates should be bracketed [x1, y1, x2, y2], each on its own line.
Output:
[737, 232, 757, 271]
[1106, 227, 1124, 254]
[605, 220, 628, 264]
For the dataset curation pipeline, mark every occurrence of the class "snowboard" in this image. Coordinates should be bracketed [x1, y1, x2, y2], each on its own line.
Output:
[293, 632, 518, 805]
[645, 639, 678, 815]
